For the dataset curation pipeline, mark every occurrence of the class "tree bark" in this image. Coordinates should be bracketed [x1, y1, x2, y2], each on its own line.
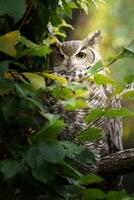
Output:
[81, 148, 134, 176]
[97, 148, 134, 176]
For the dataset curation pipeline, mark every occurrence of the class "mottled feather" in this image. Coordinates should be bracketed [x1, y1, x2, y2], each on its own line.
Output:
[48, 31, 123, 160]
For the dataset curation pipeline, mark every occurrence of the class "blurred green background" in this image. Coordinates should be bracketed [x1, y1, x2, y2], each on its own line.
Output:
[68, 0, 134, 192]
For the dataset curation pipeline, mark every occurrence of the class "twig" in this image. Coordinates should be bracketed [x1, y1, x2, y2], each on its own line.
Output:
[18, 0, 34, 29]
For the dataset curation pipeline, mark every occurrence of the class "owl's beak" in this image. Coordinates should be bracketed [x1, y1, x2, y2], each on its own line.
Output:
[67, 59, 72, 69]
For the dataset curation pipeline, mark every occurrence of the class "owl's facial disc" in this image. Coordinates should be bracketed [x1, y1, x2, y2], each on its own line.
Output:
[50, 30, 101, 81]
[56, 46, 96, 70]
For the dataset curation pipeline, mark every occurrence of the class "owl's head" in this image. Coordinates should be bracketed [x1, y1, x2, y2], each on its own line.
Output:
[50, 31, 102, 80]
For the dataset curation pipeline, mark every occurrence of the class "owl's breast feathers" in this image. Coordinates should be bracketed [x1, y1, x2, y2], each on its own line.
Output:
[48, 31, 123, 161]
[45, 73, 123, 159]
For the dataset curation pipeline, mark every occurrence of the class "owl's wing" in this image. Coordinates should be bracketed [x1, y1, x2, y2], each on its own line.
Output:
[104, 85, 123, 153]
[110, 81, 134, 151]
[88, 83, 123, 155]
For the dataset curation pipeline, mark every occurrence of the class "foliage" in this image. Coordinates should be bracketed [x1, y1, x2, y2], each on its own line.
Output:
[0, 0, 134, 199]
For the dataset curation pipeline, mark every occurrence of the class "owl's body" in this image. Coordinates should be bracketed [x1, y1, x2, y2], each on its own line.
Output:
[48, 31, 123, 160]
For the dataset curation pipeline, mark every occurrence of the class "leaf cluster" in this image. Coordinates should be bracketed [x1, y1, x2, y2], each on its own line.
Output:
[0, 0, 134, 199]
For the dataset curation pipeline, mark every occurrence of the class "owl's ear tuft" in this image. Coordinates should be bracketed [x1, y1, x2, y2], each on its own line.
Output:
[50, 36, 62, 50]
[83, 30, 102, 48]
[54, 41, 62, 49]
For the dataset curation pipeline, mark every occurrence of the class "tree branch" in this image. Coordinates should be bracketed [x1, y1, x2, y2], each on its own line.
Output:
[97, 148, 134, 176]
[81, 148, 134, 176]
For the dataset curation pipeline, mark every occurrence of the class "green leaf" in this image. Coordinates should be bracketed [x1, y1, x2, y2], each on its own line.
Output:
[38, 2, 49, 28]
[61, 141, 84, 157]
[107, 191, 128, 200]
[63, 98, 88, 110]
[0, 160, 22, 179]
[42, 72, 67, 84]
[93, 73, 116, 86]
[61, 141, 95, 164]
[83, 188, 106, 200]
[32, 119, 64, 142]
[57, 19, 74, 30]
[74, 1, 89, 15]
[75, 89, 89, 99]
[77, 127, 102, 141]
[39, 140, 65, 163]
[121, 90, 134, 100]
[52, 86, 74, 100]
[32, 168, 47, 184]
[17, 45, 51, 58]
[89, 61, 103, 75]
[26, 146, 57, 183]
[41, 113, 60, 125]
[85, 108, 104, 123]
[61, 161, 82, 179]
[26, 147, 44, 169]
[15, 83, 46, 114]
[107, 55, 117, 62]
[80, 2, 88, 15]
[0, 61, 10, 75]
[69, 82, 88, 91]
[32, 161, 57, 184]
[0, 30, 21, 57]
[77, 148, 96, 164]
[118, 47, 134, 59]
[64, 185, 83, 199]
[8, 144, 28, 160]
[18, 35, 50, 58]
[49, 19, 73, 38]
[0, 87, 11, 96]
[104, 108, 134, 117]
[61, 0, 72, 18]
[0, 0, 26, 22]
[1, 96, 20, 120]
[42, 119, 64, 139]
[115, 84, 126, 94]
[27, 97, 46, 113]
[79, 174, 103, 185]
[20, 36, 39, 48]
[22, 72, 46, 91]
[123, 74, 134, 84]
[15, 83, 28, 98]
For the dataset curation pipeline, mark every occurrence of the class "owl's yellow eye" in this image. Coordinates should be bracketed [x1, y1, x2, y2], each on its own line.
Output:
[57, 53, 64, 60]
[76, 52, 86, 59]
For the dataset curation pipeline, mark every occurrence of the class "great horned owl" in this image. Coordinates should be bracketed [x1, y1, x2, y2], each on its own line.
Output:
[48, 31, 123, 160]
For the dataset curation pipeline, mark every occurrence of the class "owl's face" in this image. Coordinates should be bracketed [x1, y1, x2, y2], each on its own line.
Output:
[50, 31, 101, 81]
